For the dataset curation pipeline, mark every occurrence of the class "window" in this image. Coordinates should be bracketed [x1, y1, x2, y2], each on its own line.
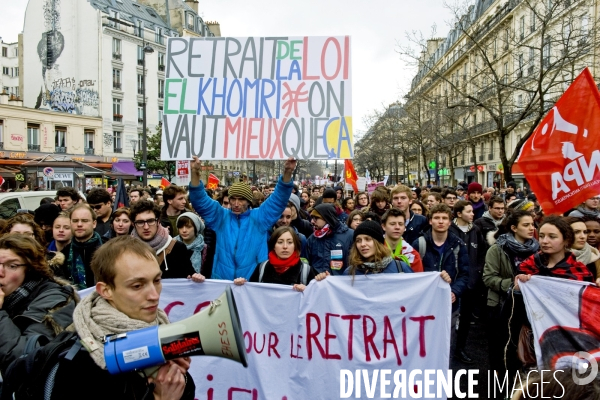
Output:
[1, 47, 6, 57]
[518, 93, 523, 107]
[137, 46, 144, 65]
[504, 29, 510, 50]
[503, 62, 508, 84]
[472, 113, 477, 126]
[158, 79, 164, 99]
[543, 38, 551, 67]
[155, 27, 164, 45]
[158, 106, 163, 124]
[136, 20, 143, 37]
[112, 69, 121, 89]
[110, 10, 119, 28]
[137, 74, 144, 94]
[187, 13, 195, 30]
[13, 48, 18, 57]
[112, 38, 121, 59]
[0, 119, 3, 145]
[138, 102, 144, 122]
[530, 10, 536, 32]
[581, 15, 589, 36]
[55, 126, 66, 152]
[493, 38, 497, 58]
[517, 53, 523, 78]
[113, 131, 122, 153]
[2, 67, 8, 75]
[158, 52, 165, 71]
[489, 140, 494, 159]
[84, 129, 94, 153]
[27, 123, 40, 150]
[520, 16, 525, 39]
[113, 98, 122, 121]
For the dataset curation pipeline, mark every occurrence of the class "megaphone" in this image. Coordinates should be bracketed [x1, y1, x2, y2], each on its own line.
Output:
[104, 286, 247, 374]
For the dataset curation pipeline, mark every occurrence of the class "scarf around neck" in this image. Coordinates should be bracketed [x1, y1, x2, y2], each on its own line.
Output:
[314, 224, 332, 239]
[69, 231, 103, 290]
[571, 243, 600, 265]
[3, 279, 42, 314]
[481, 211, 503, 227]
[132, 223, 170, 252]
[73, 291, 169, 370]
[471, 199, 485, 210]
[176, 234, 205, 273]
[496, 233, 539, 269]
[354, 256, 394, 273]
[576, 206, 599, 218]
[386, 241, 410, 266]
[268, 250, 300, 274]
[453, 218, 473, 232]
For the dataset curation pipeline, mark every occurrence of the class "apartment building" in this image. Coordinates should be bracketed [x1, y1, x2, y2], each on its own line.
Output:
[0, 39, 20, 98]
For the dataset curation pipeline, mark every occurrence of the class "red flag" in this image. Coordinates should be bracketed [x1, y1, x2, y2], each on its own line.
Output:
[518, 68, 600, 214]
[206, 173, 220, 190]
[344, 159, 359, 192]
[160, 177, 171, 189]
[0, 176, 4, 188]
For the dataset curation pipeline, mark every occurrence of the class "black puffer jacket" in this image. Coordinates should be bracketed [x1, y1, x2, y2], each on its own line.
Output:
[449, 222, 487, 290]
[0, 279, 77, 374]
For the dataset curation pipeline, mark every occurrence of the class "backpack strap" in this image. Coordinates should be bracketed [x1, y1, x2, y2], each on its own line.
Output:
[300, 261, 310, 285]
[23, 334, 49, 357]
[418, 237, 426, 259]
[258, 261, 268, 283]
[453, 244, 461, 278]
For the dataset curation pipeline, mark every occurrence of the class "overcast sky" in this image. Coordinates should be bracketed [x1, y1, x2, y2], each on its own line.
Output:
[0, 0, 453, 136]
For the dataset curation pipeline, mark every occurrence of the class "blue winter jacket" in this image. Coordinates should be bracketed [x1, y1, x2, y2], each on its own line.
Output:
[306, 223, 354, 275]
[411, 230, 469, 311]
[188, 176, 293, 280]
[403, 211, 428, 245]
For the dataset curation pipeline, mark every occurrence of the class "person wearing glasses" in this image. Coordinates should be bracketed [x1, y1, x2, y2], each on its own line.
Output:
[475, 196, 506, 242]
[568, 195, 600, 218]
[0, 235, 77, 375]
[442, 189, 458, 209]
[67, 204, 107, 289]
[130, 200, 195, 279]
[86, 188, 114, 236]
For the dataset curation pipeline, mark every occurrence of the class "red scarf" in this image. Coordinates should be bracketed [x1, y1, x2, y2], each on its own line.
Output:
[268, 250, 300, 274]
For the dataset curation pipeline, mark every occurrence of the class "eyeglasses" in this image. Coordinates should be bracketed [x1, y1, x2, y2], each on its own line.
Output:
[445, 196, 457, 200]
[89, 204, 104, 210]
[134, 218, 158, 227]
[0, 262, 26, 270]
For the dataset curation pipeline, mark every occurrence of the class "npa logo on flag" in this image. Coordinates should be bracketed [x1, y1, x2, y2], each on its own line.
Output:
[517, 68, 600, 214]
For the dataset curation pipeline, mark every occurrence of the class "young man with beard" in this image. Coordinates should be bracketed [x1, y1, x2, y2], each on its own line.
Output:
[130, 200, 195, 279]
[51, 236, 196, 399]
[412, 204, 469, 359]
[87, 188, 113, 236]
[68, 204, 106, 289]
[475, 196, 506, 243]
[160, 185, 188, 236]
[128, 188, 142, 204]
[306, 203, 354, 275]
[189, 156, 296, 280]
[467, 182, 487, 220]
[389, 185, 427, 244]
[381, 208, 423, 272]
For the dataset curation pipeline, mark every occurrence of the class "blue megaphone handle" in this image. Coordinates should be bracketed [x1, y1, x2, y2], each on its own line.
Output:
[104, 325, 165, 374]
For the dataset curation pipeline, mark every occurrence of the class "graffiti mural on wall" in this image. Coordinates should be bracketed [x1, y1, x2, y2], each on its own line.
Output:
[35, 0, 100, 116]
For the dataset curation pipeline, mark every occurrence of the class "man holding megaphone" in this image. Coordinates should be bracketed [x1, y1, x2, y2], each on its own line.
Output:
[50, 236, 196, 400]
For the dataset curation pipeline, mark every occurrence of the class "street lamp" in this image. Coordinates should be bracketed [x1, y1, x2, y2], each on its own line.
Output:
[141, 39, 154, 186]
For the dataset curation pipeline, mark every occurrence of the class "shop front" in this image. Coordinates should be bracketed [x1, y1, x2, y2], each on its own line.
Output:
[20, 156, 109, 191]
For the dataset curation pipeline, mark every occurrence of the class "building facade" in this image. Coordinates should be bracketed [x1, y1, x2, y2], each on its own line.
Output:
[0, 39, 20, 98]
[402, 0, 598, 187]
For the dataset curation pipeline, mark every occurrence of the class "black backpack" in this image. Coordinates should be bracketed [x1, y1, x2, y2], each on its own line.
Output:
[1, 331, 83, 400]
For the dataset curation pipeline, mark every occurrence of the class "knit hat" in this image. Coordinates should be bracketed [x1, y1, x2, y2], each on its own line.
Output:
[177, 212, 205, 235]
[228, 182, 253, 203]
[467, 182, 482, 195]
[353, 220, 385, 244]
[507, 181, 517, 190]
[508, 198, 534, 212]
[288, 193, 300, 213]
[323, 188, 337, 199]
[34, 203, 61, 226]
[456, 185, 465, 191]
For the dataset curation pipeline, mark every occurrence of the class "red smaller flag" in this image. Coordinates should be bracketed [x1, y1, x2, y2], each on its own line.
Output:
[344, 159, 359, 192]
[206, 173, 220, 190]
[160, 177, 171, 189]
[0, 176, 5, 188]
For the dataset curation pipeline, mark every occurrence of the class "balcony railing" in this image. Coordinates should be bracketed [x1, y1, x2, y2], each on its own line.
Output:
[113, 53, 121, 60]
[28, 144, 40, 151]
[137, 59, 144, 66]
[113, 114, 123, 122]
[55, 146, 66, 153]
[158, 64, 165, 71]
[113, 82, 122, 89]
[138, 118, 144, 124]
[85, 147, 94, 155]
[479, 155, 484, 161]
[488, 154, 494, 160]
[114, 147, 122, 153]
[137, 88, 144, 95]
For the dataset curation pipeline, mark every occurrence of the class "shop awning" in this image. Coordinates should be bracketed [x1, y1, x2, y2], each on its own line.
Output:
[111, 161, 142, 177]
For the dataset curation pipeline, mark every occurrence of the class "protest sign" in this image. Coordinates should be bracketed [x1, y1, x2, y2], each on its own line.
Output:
[80, 273, 450, 399]
[520, 276, 600, 373]
[175, 160, 190, 186]
[161, 36, 353, 161]
[517, 68, 600, 214]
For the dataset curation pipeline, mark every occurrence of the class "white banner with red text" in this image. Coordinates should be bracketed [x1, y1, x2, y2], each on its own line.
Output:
[80, 273, 451, 399]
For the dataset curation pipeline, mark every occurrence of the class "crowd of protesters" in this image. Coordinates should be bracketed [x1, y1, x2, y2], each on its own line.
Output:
[1, 160, 600, 398]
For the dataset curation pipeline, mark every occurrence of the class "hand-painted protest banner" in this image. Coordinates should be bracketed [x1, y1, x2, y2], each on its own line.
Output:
[80, 273, 450, 399]
[517, 68, 600, 214]
[520, 276, 600, 379]
[161, 36, 353, 161]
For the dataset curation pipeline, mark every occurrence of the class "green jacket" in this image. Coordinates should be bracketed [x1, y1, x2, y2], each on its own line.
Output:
[482, 244, 515, 307]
